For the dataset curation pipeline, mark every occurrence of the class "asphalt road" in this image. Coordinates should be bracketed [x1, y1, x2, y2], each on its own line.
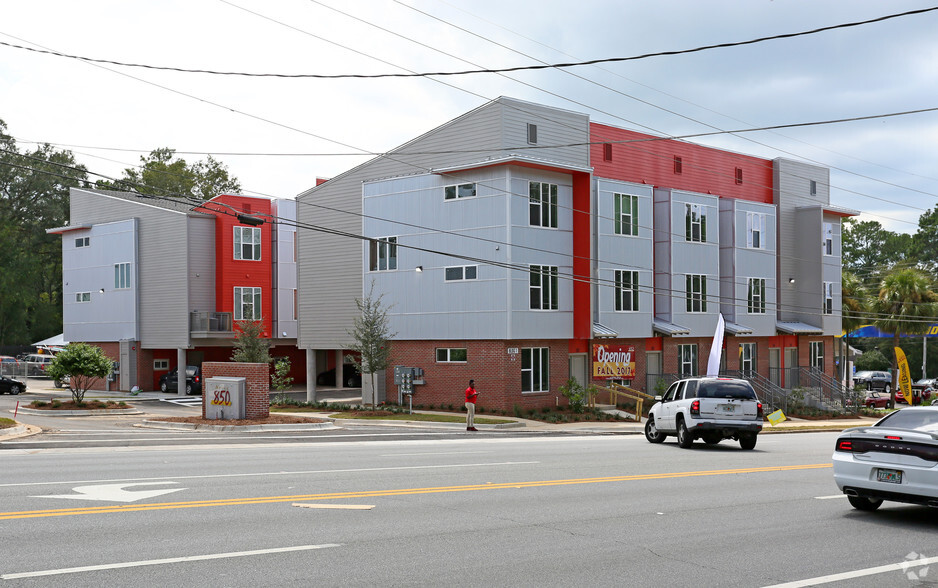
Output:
[2, 431, 937, 587]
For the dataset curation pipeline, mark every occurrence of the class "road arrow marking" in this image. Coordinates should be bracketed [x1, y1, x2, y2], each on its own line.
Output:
[292, 503, 374, 510]
[35, 482, 186, 503]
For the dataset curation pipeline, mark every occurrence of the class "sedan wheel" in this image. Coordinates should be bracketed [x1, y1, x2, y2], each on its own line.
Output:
[676, 419, 693, 448]
[884, 383, 891, 395]
[9, 384, 20, 395]
[186, 383, 193, 395]
[160, 382, 168, 393]
[644, 416, 666, 443]
[847, 495, 883, 511]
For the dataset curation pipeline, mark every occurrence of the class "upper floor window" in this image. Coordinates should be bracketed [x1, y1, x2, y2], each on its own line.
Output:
[369, 237, 397, 271]
[686, 274, 707, 313]
[529, 182, 558, 228]
[530, 265, 558, 310]
[746, 212, 765, 249]
[823, 281, 834, 315]
[614, 270, 639, 312]
[685, 203, 707, 242]
[614, 193, 638, 236]
[823, 222, 834, 256]
[114, 263, 131, 290]
[810, 180, 818, 196]
[445, 265, 477, 281]
[444, 183, 476, 200]
[527, 123, 538, 144]
[521, 347, 549, 392]
[75, 292, 91, 303]
[747, 278, 766, 314]
[75, 237, 90, 248]
[234, 286, 262, 321]
[436, 348, 468, 363]
[234, 226, 261, 261]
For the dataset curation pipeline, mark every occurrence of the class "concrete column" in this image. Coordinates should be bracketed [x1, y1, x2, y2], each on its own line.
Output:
[177, 348, 187, 396]
[306, 348, 317, 403]
[335, 349, 344, 388]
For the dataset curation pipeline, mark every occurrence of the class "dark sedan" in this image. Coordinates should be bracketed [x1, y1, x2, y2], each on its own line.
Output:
[0, 375, 25, 395]
[159, 366, 202, 395]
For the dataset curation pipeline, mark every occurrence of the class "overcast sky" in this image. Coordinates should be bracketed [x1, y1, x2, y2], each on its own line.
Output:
[2, 0, 936, 233]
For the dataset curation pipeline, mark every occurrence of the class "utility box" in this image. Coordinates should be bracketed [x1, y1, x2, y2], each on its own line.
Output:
[204, 376, 246, 420]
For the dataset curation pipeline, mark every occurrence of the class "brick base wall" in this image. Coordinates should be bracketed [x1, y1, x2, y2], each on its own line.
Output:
[201, 362, 269, 419]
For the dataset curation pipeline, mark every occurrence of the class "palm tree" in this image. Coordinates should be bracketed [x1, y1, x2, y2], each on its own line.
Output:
[872, 267, 938, 408]
[841, 271, 866, 390]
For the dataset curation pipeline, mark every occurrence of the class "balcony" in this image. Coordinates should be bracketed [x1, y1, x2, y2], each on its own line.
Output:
[190, 311, 234, 338]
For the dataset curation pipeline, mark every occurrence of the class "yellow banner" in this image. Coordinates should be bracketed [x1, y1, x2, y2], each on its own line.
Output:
[767, 409, 787, 426]
[895, 347, 912, 402]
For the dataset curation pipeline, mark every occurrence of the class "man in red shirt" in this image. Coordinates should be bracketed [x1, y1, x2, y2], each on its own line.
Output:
[465, 379, 479, 431]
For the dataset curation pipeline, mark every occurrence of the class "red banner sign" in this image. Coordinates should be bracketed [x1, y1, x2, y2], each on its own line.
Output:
[592, 344, 636, 379]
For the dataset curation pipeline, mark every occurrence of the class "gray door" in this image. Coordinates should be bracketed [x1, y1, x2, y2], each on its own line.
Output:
[768, 348, 781, 387]
[646, 351, 662, 395]
[784, 348, 799, 389]
[568, 354, 588, 389]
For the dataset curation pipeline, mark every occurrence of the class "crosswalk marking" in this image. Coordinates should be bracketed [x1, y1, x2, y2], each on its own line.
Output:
[159, 397, 202, 407]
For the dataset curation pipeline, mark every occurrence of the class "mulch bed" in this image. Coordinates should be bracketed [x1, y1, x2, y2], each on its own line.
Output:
[29, 401, 128, 410]
[153, 415, 327, 426]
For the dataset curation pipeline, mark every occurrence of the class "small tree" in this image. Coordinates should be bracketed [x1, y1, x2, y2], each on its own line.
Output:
[347, 282, 395, 408]
[559, 378, 588, 413]
[270, 358, 294, 405]
[231, 320, 271, 364]
[46, 343, 113, 403]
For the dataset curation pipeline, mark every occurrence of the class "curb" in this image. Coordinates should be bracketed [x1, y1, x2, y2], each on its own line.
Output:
[15, 407, 143, 417]
[331, 418, 525, 430]
[0, 423, 42, 440]
[138, 419, 338, 432]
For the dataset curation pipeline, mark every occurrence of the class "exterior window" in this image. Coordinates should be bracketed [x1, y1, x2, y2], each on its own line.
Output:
[685, 274, 707, 313]
[739, 343, 756, 374]
[614, 193, 638, 236]
[810, 180, 818, 196]
[75, 237, 90, 248]
[529, 265, 559, 310]
[823, 222, 833, 256]
[810, 341, 824, 371]
[735, 167, 743, 184]
[234, 227, 262, 261]
[444, 183, 476, 200]
[521, 347, 549, 393]
[369, 237, 398, 271]
[444, 266, 478, 281]
[234, 286, 262, 320]
[747, 278, 766, 314]
[614, 270, 639, 312]
[823, 281, 834, 315]
[529, 182, 558, 228]
[746, 212, 765, 249]
[293, 289, 298, 320]
[685, 203, 707, 242]
[436, 348, 468, 363]
[527, 123, 538, 144]
[75, 292, 91, 303]
[603, 143, 612, 161]
[154, 359, 169, 370]
[114, 262, 131, 290]
[678, 344, 698, 377]
[674, 156, 682, 174]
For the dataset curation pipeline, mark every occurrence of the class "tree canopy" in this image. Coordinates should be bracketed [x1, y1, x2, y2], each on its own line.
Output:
[96, 147, 241, 201]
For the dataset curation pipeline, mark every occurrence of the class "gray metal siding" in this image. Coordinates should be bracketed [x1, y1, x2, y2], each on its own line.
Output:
[668, 191, 720, 334]
[188, 217, 215, 313]
[719, 199, 777, 334]
[296, 97, 589, 348]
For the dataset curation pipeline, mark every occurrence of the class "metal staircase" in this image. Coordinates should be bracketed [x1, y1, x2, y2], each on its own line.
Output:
[726, 370, 790, 413]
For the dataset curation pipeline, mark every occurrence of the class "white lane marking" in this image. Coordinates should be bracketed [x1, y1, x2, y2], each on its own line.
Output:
[0, 461, 539, 488]
[384, 451, 489, 456]
[763, 555, 938, 587]
[814, 494, 847, 500]
[36, 481, 186, 503]
[293, 503, 374, 510]
[0, 544, 341, 580]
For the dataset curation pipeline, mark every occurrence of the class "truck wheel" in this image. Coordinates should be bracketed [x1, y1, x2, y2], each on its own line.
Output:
[644, 416, 666, 443]
[677, 419, 693, 448]
[739, 433, 758, 450]
[160, 382, 168, 393]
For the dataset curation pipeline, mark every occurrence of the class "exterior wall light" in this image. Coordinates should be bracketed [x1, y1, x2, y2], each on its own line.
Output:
[788, 277, 795, 284]
[415, 266, 423, 272]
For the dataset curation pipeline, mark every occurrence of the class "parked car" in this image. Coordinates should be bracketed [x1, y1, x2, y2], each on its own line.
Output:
[0, 356, 18, 376]
[897, 383, 932, 405]
[644, 377, 764, 450]
[316, 364, 362, 388]
[0, 375, 25, 395]
[24, 353, 55, 377]
[158, 366, 202, 395]
[833, 406, 938, 511]
[863, 391, 890, 409]
[852, 370, 893, 393]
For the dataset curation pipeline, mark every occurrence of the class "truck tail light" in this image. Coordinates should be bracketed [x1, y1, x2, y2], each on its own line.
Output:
[757, 402, 764, 418]
[690, 400, 700, 416]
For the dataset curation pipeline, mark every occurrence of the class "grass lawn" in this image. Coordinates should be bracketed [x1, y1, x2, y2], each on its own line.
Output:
[329, 412, 515, 424]
[0, 417, 17, 429]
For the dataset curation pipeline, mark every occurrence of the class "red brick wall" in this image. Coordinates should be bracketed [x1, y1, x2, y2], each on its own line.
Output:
[201, 362, 269, 419]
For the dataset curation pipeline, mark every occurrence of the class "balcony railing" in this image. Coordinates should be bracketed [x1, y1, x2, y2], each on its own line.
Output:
[189, 311, 234, 337]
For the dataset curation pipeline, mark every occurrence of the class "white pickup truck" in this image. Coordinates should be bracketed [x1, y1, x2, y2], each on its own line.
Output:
[645, 377, 764, 450]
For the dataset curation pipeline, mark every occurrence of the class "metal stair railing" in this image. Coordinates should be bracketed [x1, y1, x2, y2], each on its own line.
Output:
[725, 370, 789, 413]
[796, 367, 856, 412]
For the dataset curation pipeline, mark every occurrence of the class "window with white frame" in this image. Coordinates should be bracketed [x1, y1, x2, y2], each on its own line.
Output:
[685, 203, 707, 242]
[436, 348, 467, 363]
[810, 341, 824, 371]
[747, 278, 766, 314]
[444, 183, 476, 200]
[823, 222, 834, 256]
[234, 286, 262, 320]
[739, 343, 756, 374]
[234, 226, 262, 261]
[529, 265, 558, 310]
[75, 237, 90, 248]
[154, 359, 169, 371]
[614, 193, 638, 236]
[114, 262, 131, 290]
[521, 347, 549, 392]
[614, 270, 639, 312]
[686, 274, 707, 313]
[746, 212, 765, 249]
[444, 265, 477, 281]
[678, 344, 698, 377]
[823, 281, 834, 315]
[529, 182, 558, 228]
[369, 237, 398, 271]
[75, 292, 91, 303]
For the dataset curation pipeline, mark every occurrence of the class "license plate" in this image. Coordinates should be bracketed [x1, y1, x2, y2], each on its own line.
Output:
[719, 404, 736, 414]
[877, 468, 902, 484]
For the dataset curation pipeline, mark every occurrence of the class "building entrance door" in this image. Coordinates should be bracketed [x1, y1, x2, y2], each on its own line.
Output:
[784, 347, 799, 389]
[768, 348, 781, 387]
[646, 351, 662, 395]
[568, 354, 588, 389]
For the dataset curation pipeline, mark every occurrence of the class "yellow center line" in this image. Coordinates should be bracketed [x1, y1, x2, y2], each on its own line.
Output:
[0, 463, 832, 520]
